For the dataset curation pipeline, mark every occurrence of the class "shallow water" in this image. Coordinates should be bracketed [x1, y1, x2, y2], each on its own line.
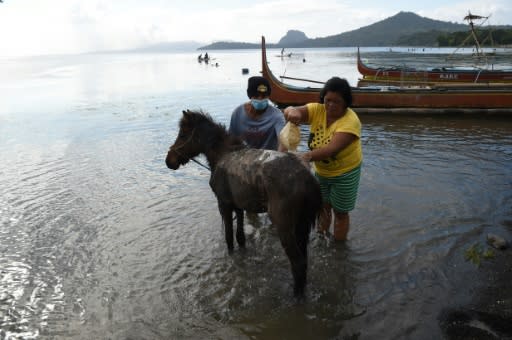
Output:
[1, 47, 512, 339]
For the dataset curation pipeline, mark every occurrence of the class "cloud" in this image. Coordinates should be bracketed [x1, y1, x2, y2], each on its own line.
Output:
[0, 0, 511, 56]
[418, 0, 511, 26]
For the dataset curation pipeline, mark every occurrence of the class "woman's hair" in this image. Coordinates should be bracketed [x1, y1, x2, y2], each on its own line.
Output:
[319, 77, 352, 107]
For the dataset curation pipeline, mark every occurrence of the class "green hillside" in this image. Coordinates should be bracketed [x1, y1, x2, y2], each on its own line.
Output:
[437, 28, 512, 46]
[199, 11, 512, 49]
[288, 12, 467, 47]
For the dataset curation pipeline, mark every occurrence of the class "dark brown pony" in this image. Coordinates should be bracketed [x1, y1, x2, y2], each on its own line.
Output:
[165, 110, 322, 297]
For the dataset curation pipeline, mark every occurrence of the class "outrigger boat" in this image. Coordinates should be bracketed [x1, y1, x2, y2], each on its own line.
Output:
[260, 36, 512, 114]
[357, 12, 512, 84]
[357, 48, 512, 84]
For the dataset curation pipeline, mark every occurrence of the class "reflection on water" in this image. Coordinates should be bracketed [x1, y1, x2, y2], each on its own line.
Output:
[1, 49, 511, 339]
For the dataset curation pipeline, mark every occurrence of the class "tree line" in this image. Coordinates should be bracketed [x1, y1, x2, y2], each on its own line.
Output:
[437, 28, 512, 47]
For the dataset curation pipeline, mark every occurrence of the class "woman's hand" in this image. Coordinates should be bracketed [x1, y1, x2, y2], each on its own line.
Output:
[289, 151, 312, 168]
[298, 152, 312, 168]
[299, 152, 312, 163]
[283, 106, 302, 125]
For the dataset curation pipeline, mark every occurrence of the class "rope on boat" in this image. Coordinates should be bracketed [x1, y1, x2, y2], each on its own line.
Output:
[279, 75, 325, 84]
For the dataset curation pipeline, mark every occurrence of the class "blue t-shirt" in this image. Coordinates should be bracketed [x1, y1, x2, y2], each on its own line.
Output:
[229, 104, 285, 150]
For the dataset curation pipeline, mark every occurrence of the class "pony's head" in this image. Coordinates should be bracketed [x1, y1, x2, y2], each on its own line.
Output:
[166, 109, 245, 170]
[166, 110, 204, 169]
[166, 109, 230, 170]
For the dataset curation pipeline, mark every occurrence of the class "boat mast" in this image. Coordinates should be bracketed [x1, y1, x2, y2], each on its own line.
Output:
[447, 11, 490, 64]
[464, 11, 489, 57]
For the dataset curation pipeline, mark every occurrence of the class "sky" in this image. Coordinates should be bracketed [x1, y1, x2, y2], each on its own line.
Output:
[0, 0, 511, 56]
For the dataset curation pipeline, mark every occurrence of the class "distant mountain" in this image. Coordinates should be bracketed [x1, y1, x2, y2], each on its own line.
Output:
[198, 32, 309, 50]
[199, 11, 472, 49]
[198, 41, 262, 50]
[129, 41, 203, 52]
[292, 12, 469, 47]
[394, 30, 448, 46]
[278, 30, 308, 46]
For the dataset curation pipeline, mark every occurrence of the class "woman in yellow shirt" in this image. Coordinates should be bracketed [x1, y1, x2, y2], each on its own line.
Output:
[283, 77, 362, 241]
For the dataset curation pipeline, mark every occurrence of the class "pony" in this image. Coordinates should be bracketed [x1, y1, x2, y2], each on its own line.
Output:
[165, 110, 322, 297]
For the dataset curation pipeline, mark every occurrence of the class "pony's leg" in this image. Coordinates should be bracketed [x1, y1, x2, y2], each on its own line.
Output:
[234, 208, 245, 248]
[277, 225, 308, 297]
[219, 203, 235, 252]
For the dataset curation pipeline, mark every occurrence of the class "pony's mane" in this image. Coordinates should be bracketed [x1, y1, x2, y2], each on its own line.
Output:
[180, 110, 216, 128]
[181, 110, 245, 150]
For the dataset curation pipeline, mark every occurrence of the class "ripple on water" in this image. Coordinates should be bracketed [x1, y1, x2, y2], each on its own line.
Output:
[0, 213, 67, 338]
[2, 84, 512, 339]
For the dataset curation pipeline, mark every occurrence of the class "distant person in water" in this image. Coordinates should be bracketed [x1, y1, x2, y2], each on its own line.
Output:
[204, 52, 209, 60]
[229, 76, 285, 150]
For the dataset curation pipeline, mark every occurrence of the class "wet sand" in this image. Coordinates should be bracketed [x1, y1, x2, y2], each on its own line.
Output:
[439, 239, 512, 339]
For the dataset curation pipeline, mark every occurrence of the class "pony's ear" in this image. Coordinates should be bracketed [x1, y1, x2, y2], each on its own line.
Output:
[181, 110, 195, 127]
[182, 110, 191, 121]
[183, 110, 193, 119]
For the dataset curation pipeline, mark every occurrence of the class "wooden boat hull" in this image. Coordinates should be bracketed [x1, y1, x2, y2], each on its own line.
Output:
[260, 37, 512, 114]
[357, 48, 512, 84]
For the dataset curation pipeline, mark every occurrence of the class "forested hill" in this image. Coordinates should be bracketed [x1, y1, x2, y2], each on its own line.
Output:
[293, 11, 468, 47]
[295, 12, 468, 47]
[199, 12, 469, 49]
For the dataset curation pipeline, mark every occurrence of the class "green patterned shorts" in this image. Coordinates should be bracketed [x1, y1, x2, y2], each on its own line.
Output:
[315, 164, 361, 213]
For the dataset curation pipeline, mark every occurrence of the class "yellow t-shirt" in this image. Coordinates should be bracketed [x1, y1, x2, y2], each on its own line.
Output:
[306, 103, 362, 177]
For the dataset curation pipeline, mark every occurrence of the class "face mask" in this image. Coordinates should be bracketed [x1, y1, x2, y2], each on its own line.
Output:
[251, 99, 268, 111]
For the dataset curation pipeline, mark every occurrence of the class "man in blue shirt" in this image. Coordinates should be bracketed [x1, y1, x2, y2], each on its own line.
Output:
[229, 76, 285, 150]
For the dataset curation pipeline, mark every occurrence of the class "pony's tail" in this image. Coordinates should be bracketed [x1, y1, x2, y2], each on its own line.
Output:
[298, 180, 323, 240]
[294, 178, 322, 258]
[291, 180, 322, 297]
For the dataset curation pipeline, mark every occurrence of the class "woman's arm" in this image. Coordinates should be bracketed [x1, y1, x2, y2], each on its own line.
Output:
[283, 105, 309, 125]
[302, 132, 357, 162]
